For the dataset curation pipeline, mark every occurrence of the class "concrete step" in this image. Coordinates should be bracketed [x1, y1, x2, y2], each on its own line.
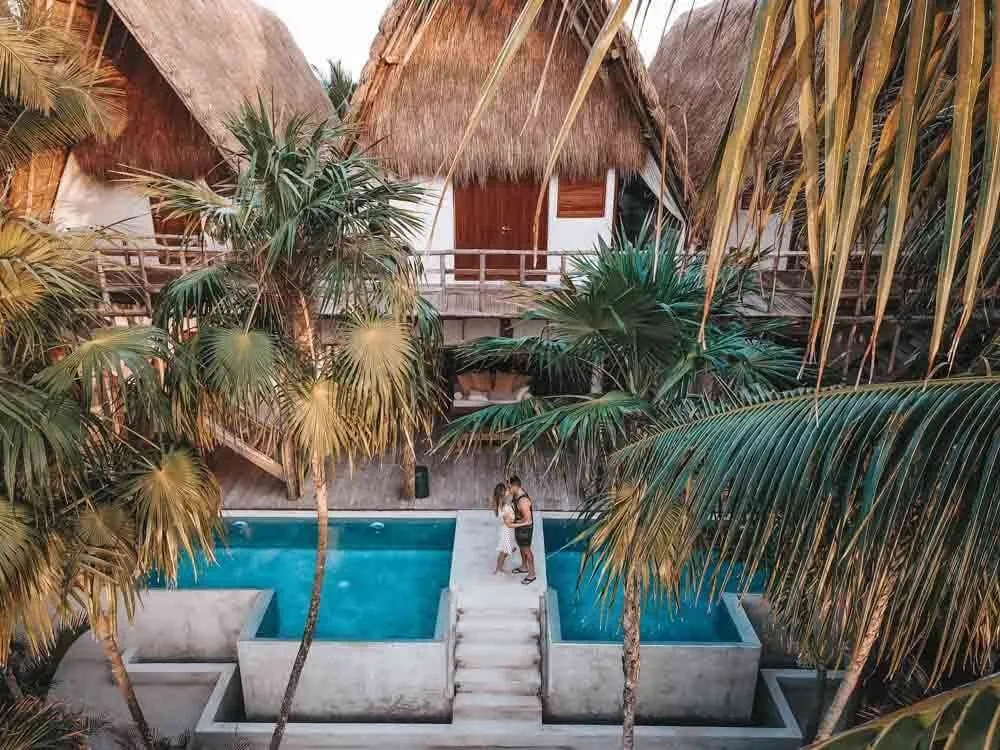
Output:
[456, 616, 539, 644]
[455, 666, 541, 696]
[458, 604, 539, 620]
[455, 641, 539, 670]
[452, 692, 542, 723]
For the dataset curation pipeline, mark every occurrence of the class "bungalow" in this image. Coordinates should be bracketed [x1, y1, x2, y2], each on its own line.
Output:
[351, 0, 688, 343]
[10, 0, 331, 239]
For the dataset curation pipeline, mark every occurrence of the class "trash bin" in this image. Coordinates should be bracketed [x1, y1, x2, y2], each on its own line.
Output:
[414, 465, 430, 499]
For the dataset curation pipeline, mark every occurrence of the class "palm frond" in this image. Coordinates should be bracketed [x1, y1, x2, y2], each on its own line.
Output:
[37, 326, 166, 409]
[436, 398, 550, 457]
[125, 446, 221, 585]
[615, 376, 1000, 682]
[0, 697, 93, 750]
[811, 673, 1000, 748]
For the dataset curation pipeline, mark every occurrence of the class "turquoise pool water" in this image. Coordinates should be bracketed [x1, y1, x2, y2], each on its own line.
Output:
[150, 517, 454, 641]
[544, 519, 761, 643]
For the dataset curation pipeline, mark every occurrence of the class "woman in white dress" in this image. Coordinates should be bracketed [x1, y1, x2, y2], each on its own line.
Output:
[493, 483, 517, 574]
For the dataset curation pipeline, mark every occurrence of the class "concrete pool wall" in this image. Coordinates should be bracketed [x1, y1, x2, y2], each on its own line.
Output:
[119, 589, 267, 661]
[542, 591, 761, 723]
[237, 588, 454, 721]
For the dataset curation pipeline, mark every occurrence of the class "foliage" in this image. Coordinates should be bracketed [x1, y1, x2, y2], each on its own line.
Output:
[811, 673, 1000, 748]
[440, 221, 802, 474]
[0, 203, 224, 750]
[0, 697, 96, 750]
[132, 98, 443, 471]
[0, 0, 124, 174]
[318, 59, 356, 119]
[613, 375, 1000, 734]
[1, 614, 88, 702]
[694, 0, 1000, 380]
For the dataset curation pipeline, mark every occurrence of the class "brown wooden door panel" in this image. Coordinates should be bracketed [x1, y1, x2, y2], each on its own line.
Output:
[454, 179, 547, 281]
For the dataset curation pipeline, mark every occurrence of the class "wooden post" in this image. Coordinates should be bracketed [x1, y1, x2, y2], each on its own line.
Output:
[439, 252, 447, 313]
[136, 245, 153, 316]
[478, 252, 485, 313]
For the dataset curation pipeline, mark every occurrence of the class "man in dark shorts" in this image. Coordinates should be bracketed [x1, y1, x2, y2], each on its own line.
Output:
[508, 476, 535, 584]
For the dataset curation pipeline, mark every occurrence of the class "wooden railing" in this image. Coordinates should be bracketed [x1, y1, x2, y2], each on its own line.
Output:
[87, 238, 940, 327]
[88, 235, 228, 318]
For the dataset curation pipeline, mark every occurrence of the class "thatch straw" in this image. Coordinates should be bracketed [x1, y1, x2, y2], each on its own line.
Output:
[68, 0, 332, 179]
[73, 8, 221, 179]
[650, 0, 760, 192]
[353, 0, 676, 185]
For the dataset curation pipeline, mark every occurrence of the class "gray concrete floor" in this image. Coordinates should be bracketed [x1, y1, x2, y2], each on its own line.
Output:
[50, 636, 215, 747]
[213, 443, 583, 512]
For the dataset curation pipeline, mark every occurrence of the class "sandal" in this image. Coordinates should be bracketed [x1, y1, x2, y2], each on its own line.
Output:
[521, 576, 536, 585]
[512, 567, 528, 574]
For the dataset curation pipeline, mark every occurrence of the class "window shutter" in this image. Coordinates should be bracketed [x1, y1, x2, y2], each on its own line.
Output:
[556, 176, 606, 218]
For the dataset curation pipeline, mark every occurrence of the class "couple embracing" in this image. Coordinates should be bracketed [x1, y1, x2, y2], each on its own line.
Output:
[492, 476, 536, 584]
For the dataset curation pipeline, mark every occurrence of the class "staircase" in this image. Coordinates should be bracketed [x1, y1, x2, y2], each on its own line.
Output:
[452, 602, 542, 727]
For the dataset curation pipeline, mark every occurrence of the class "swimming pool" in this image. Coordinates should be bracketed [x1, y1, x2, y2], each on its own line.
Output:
[544, 519, 761, 643]
[151, 516, 455, 641]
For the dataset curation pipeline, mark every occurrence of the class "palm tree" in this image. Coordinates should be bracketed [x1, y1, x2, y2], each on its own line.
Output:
[318, 59, 356, 119]
[0, 217, 222, 750]
[438, 224, 802, 749]
[0, 0, 124, 175]
[613, 376, 1000, 740]
[130, 100, 439, 750]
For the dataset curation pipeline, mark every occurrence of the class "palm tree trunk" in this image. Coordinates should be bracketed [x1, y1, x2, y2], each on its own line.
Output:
[816, 580, 893, 740]
[95, 616, 154, 750]
[401, 435, 416, 501]
[805, 664, 828, 743]
[621, 574, 642, 750]
[270, 452, 328, 750]
[2, 664, 23, 700]
[280, 436, 301, 502]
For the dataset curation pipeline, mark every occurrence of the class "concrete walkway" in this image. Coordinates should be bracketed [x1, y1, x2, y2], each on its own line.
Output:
[450, 511, 545, 727]
[449, 510, 547, 607]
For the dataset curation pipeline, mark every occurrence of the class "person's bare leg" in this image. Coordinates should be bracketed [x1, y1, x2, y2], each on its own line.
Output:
[514, 547, 529, 573]
[495, 551, 507, 574]
[525, 548, 535, 578]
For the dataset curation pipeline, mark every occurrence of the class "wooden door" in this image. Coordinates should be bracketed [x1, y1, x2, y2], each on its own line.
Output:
[453, 179, 548, 281]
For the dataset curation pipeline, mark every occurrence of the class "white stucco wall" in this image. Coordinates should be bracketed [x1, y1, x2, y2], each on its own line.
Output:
[406, 177, 455, 286]
[51, 152, 155, 235]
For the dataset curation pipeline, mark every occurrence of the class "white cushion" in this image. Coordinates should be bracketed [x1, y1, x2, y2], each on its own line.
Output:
[467, 390, 490, 403]
[514, 385, 532, 401]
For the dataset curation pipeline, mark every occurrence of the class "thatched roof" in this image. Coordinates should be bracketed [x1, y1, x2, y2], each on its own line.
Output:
[649, 0, 758, 192]
[68, 0, 332, 179]
[352, 0, 686, 202]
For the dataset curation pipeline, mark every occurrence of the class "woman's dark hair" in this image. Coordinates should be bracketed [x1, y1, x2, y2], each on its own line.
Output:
[492, 483, 507, 516]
